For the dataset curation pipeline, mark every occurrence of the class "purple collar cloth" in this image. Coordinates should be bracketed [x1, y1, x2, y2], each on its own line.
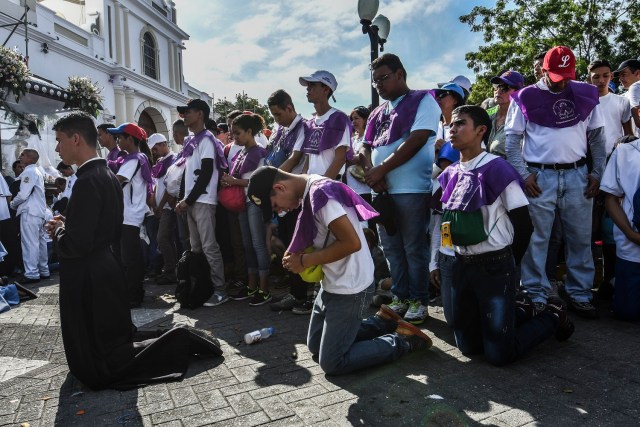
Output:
[364, 90, 436, 148]
[287, 178, 379, 254]
[301, 110, 352, 155]
[510, 81, 599, 128]
[176, 129, 229, 172]
[438, 156, 523, 212]
[107, 147, 126, 162]
[230, 145, 267, 178]
[119, 152, 154, 197]
[152, 152, 176, 178]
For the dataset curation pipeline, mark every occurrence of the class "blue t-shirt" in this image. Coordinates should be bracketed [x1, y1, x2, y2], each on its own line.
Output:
[370, 93, 441, 194]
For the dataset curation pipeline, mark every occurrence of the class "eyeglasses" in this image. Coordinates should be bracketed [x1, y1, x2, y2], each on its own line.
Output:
[493, 84, 515, 93]
[436, 91, 451, 100]
[371, 73, 393, 87]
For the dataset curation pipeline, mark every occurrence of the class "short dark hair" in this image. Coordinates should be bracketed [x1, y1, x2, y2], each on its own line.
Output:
[371, 53, 407, 80]
[227, 110, 243, 123]
[534, 51, 546, 62]
[452, 105, 492, 145]
[588, 59, 612, 73]
[12, 160, 21, 170]
[55, 177, 66, 186]
[52, 113, 98, 148]
[56, 161, 72, 172]
[350, 106, 371, 121]
[267, 89, 295, 110]
[97, 123, 116, 132]
[205, 118, 218, 133]
[172, 119, 187, 135]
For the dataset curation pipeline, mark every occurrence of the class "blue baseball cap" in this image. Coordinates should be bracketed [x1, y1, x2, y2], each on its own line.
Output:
[434, 83, 465, 100]
[490, 70, 525, 89]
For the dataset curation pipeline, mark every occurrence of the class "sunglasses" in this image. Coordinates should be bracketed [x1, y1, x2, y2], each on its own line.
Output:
[493, 84, 516, 93]
[436, 91, 451, 99]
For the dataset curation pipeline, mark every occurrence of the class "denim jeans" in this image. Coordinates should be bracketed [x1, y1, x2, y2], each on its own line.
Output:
[521, 166, 594, 303]
[450, 253, 557, 366]
[438, 252, 455, 325]
[238, 203, 270, 278]
[307, 286, 409, 375]
[377, 193, 430, 304]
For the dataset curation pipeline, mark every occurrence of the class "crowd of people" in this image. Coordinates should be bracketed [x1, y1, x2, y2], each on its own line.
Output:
[2, 44, 640, 386]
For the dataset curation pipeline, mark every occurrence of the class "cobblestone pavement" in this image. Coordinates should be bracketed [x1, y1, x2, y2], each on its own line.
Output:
[1, 275, 639, 426]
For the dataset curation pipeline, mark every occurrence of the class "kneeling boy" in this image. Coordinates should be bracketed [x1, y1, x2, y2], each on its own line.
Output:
[439, 106, 574, 365]
[247, 166, 432, 375]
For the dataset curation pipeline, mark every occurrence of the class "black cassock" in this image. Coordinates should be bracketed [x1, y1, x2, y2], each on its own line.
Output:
[55, 159, 221, 390]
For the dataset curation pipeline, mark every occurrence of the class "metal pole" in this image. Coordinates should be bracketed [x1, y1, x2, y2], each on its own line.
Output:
[367, 26, 380, 108]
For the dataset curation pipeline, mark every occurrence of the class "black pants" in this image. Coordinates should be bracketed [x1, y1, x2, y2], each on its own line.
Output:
[116, 225, 145, 305]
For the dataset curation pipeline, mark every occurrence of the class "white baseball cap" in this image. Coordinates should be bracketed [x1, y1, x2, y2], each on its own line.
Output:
[147, 133, 167, 149]
[299, 70, 338, 92]
[438, 75, 472, 93]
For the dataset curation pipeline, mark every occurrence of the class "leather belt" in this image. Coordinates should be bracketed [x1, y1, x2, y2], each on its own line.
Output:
[526, 158, 586, 170]
[456, 247, 512, 264]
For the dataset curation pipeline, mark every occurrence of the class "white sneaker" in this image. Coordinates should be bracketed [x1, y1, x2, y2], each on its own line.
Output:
[203, 293, 230, 307]
[403, 300, 429, 325]
[387, 296, 409, 316]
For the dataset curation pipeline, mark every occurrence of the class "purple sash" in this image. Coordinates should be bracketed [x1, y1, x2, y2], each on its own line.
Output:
[120, 152, 154, 197]
[230, 146, 267, 178]
[107, 147, 126, 162]
[176, 130, 229, 172]
[152, 153, 176, 178]
[265, 118, 305, 167]
[438, 157, 523, 212]
[288, 179, 379, 253]
[510, 81, 599, 128]
[364, 90, 436, 148]
[301, 111, 352, 155]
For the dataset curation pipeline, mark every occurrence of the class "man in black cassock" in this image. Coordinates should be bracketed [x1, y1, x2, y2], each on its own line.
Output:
[49, 113, 222, 390]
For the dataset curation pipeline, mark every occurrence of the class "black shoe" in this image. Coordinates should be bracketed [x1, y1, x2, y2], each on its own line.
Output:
[546, 298, 575, 341]
[292, 300, 313, 315]
[515, 291, 535, 320]
[567, 299, 598, 319]
[229, 287, 256, 301]
[17, 276, 41, 284]
[248, 290, 272, 306]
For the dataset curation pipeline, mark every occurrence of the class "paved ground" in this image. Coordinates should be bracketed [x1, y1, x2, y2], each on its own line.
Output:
[1, 275, 639, 426]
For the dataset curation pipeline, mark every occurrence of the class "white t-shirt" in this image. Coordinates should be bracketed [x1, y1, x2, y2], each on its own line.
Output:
[599, 93, 632, 155]
[505, 81, 605, 163]
[154, 155, 175, 211]
[625, 81, 640, 137]
[600, 140, 640, 263]
[305, 175, 374, 294]
[60, 173, 76, 200]
[345, 136, 371, 195]
[306, 108, 350, 176]
[118, 158, 150, 227]
[185, 135, 220, 205]
[447, 154, 529, 255]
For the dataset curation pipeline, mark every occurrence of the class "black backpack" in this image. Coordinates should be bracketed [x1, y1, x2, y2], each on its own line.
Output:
[175, 251, 214, 309]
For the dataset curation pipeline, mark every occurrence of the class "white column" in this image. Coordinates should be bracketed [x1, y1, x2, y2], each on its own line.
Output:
[114, 87, 126, 124]
[113, 2, 122, 64]
[124, 88, 135, 122]
[168, 41, 175, 90]
[174, 45, 182, 92]
[122, 8, 131, 69]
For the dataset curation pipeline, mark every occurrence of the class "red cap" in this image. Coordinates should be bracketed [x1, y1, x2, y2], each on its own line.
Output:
[543, 46, 576, 82]
[107, 122, 147, 141]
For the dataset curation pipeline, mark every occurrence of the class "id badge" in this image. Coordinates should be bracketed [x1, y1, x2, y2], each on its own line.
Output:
[441, 221, 453, 249]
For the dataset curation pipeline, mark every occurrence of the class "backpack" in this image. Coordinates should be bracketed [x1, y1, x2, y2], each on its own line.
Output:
[175, 251, 214, 309]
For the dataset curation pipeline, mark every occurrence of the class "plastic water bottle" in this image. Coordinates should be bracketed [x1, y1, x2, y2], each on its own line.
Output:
[244, 327, 275, 344]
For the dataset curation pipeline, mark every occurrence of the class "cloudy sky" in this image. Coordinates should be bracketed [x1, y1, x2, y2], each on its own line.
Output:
[173, 0, 494, 118]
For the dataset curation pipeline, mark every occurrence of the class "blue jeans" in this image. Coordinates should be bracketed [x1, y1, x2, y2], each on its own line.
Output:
[521, 166, 594, 303]
[450, 253, 557, 366]
[378, 193, 430, 304]
[238, 203, 270, 278]
[307, 286, 409, 375]
[438, 252, 455, 325]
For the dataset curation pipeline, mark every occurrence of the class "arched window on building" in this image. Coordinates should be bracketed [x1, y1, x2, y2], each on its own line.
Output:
[142, 32, 158, 79]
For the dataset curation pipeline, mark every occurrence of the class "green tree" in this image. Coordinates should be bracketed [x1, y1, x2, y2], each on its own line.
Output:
[213, 92, 274, 128]
[460, 0, 640, 105]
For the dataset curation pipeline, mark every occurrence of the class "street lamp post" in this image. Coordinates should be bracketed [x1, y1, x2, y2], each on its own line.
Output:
[358, 0, 390, 108]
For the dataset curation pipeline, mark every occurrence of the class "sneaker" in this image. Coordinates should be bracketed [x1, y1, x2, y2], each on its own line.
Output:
[229, 287, 257, 301]
[249, 290, 272, 306]
[375, 304, 404, 323]
[387, 296, 410, 317]
[546, 297, 575, 341]
[567, 299, 598, 319]
[515, 292, 535, 321]
[395, 320, 433, 351]
[270, 293, 302, 311]
[533, 302, 547, 314]
[403, 300, 429, 324]
[292, 299, 314, 315]
[203, 293, 230, 307]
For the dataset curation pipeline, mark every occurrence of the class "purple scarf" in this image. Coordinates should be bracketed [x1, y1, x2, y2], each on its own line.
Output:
[119, 152, 154, 197]
[438, 156, 523, 212]
[152, 152, 176, 178]
[265, 118, 305, 167]
[230, 145, 267, 178]
[301, 111, 352, 155]
[288, 179, 379, 254]
[510, 81, 599, 128]
[364, 90, 436, 148]
[176, 130, 229, 172]
[107, 146, 126, 162]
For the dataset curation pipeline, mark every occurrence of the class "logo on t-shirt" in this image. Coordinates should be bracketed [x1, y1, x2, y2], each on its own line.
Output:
[552, 99, 578, 123]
